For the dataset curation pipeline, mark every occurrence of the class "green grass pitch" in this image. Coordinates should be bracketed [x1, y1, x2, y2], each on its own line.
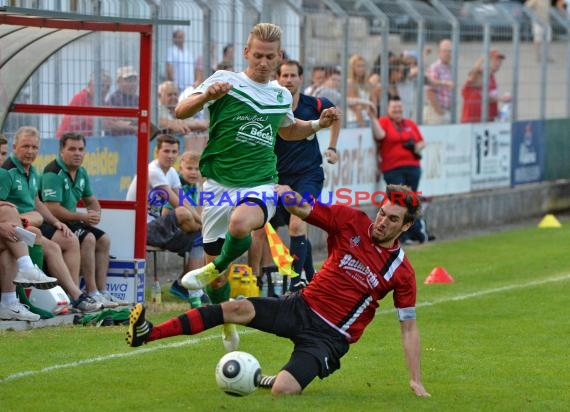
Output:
[1, 219, 569, 411]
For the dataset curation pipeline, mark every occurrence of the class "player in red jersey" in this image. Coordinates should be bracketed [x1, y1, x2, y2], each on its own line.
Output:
[125, 184, 430, 397]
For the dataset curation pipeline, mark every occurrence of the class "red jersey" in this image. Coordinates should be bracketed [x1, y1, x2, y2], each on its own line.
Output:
[377, 116, 423, 172]
[55, 88, 93, 138]
[460, 75, 498, 123]
[301, 202, 417, 343]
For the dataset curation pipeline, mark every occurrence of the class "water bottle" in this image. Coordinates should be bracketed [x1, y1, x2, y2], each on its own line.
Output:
[151, 280, 162, 305]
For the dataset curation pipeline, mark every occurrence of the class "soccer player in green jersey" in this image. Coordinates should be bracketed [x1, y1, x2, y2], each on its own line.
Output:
[174, 22, 340, 351]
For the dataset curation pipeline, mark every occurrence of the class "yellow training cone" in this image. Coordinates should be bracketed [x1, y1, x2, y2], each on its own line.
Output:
[538, 214, 562, 228]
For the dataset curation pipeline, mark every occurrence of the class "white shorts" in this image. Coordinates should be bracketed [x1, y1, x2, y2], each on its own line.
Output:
[532, 23, 552, 43]
[201, 179, 277, 244]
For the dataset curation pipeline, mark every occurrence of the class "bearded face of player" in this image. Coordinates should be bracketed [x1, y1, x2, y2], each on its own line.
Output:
[277, 63, 302, 96]
[244, 37, 282, 84]
[371, 203, 412, 247]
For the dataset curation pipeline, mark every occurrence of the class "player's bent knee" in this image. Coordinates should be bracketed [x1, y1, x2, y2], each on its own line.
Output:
[222, 299, 255, 323]
[227, 219, 253, 238]
[288, 222, 307, 237]
[271, 371, 302, 396]
[82, 232, 96, 246]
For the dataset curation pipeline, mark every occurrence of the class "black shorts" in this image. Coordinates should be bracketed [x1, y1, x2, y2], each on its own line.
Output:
[40, 222, 106, 243]
[248, 293, 349, 389]
[270, 172, 324, 228]
[66, 222, 106, 243]
[146, 209, 199, 254]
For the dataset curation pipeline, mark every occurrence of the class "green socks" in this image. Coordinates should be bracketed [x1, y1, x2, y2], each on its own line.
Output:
[205, 281, 231, 304]
[213, 233, 252, 272]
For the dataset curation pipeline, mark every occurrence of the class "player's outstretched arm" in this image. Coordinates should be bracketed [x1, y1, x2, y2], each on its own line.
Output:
[279, 107, 341, 141]
[400, 318, 431, 397]
[275, 185, 312, 220]
[175, 82, 232, 119]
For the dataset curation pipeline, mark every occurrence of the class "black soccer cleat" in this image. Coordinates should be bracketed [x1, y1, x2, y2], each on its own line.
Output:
[126, 303, 153, 347]
[258, 375, 276, 389]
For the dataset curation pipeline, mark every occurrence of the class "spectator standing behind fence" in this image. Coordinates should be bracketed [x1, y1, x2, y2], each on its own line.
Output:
[376, 98, 428, 244]
[314, 67, 377, 120]
[104, 66, 139, 136]
[313, 67, 342, 107]
[158, 81, 208, 137]
[303, 66, 326, 96]
[347, 54, 376, 127]
[55, 72, 111, 139]
[216, 43, 234, 73]
[368, 52, 397, 115]
[554, 0, 568, 17]
[126, 134, 202, 257]
[424, 39, 454, 125]
[0, 134, 7, 164]
[461, 49, 511, 124]
[41, 132, 125, 308]
[387, 57, 405, 101]
[525, 0, 554, 62]
[398, 51, 420, 120]
[166, 30, 203, 92]
[0, 127, 102, 313]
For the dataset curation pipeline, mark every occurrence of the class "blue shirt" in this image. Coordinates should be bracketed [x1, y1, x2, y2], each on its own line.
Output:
[275, 94, 334, 177]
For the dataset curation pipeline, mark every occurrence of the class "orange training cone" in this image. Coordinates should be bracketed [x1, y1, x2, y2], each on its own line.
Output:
[537, 214, 562, 228]
[424, 267, 454, 284]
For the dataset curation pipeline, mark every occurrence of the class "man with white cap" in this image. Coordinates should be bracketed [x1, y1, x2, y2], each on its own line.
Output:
[104, 66, 139, 136]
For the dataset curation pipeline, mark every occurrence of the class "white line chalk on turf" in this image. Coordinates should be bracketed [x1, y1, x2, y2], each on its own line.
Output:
[415, 272, 570, 309]
[377, 272, 570, 315]
[2, 273, 569, 383]
[0, 329, 255, 383]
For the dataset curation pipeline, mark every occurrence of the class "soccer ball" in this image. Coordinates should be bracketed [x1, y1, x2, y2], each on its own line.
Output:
[215, 351, 262, 396]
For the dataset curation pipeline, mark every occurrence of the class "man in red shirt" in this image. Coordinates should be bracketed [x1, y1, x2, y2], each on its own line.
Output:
[55, 73, 111, 138]
[461, 49, 511, 123]
[125, 184, 430, 398]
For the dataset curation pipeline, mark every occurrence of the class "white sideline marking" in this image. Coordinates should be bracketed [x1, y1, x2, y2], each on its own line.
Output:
[2, 273, 569, 383]
[412, 272, 570, 311]
[0, 329, 254, 383]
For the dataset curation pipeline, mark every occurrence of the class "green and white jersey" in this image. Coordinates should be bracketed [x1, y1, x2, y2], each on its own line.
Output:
[40, 157, 93, 213]
[196, 70, 295, 187]
[0, 154, 40, 213]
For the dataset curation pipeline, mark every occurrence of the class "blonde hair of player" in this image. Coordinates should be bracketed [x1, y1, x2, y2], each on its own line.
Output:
[247, 22, 282, 49]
